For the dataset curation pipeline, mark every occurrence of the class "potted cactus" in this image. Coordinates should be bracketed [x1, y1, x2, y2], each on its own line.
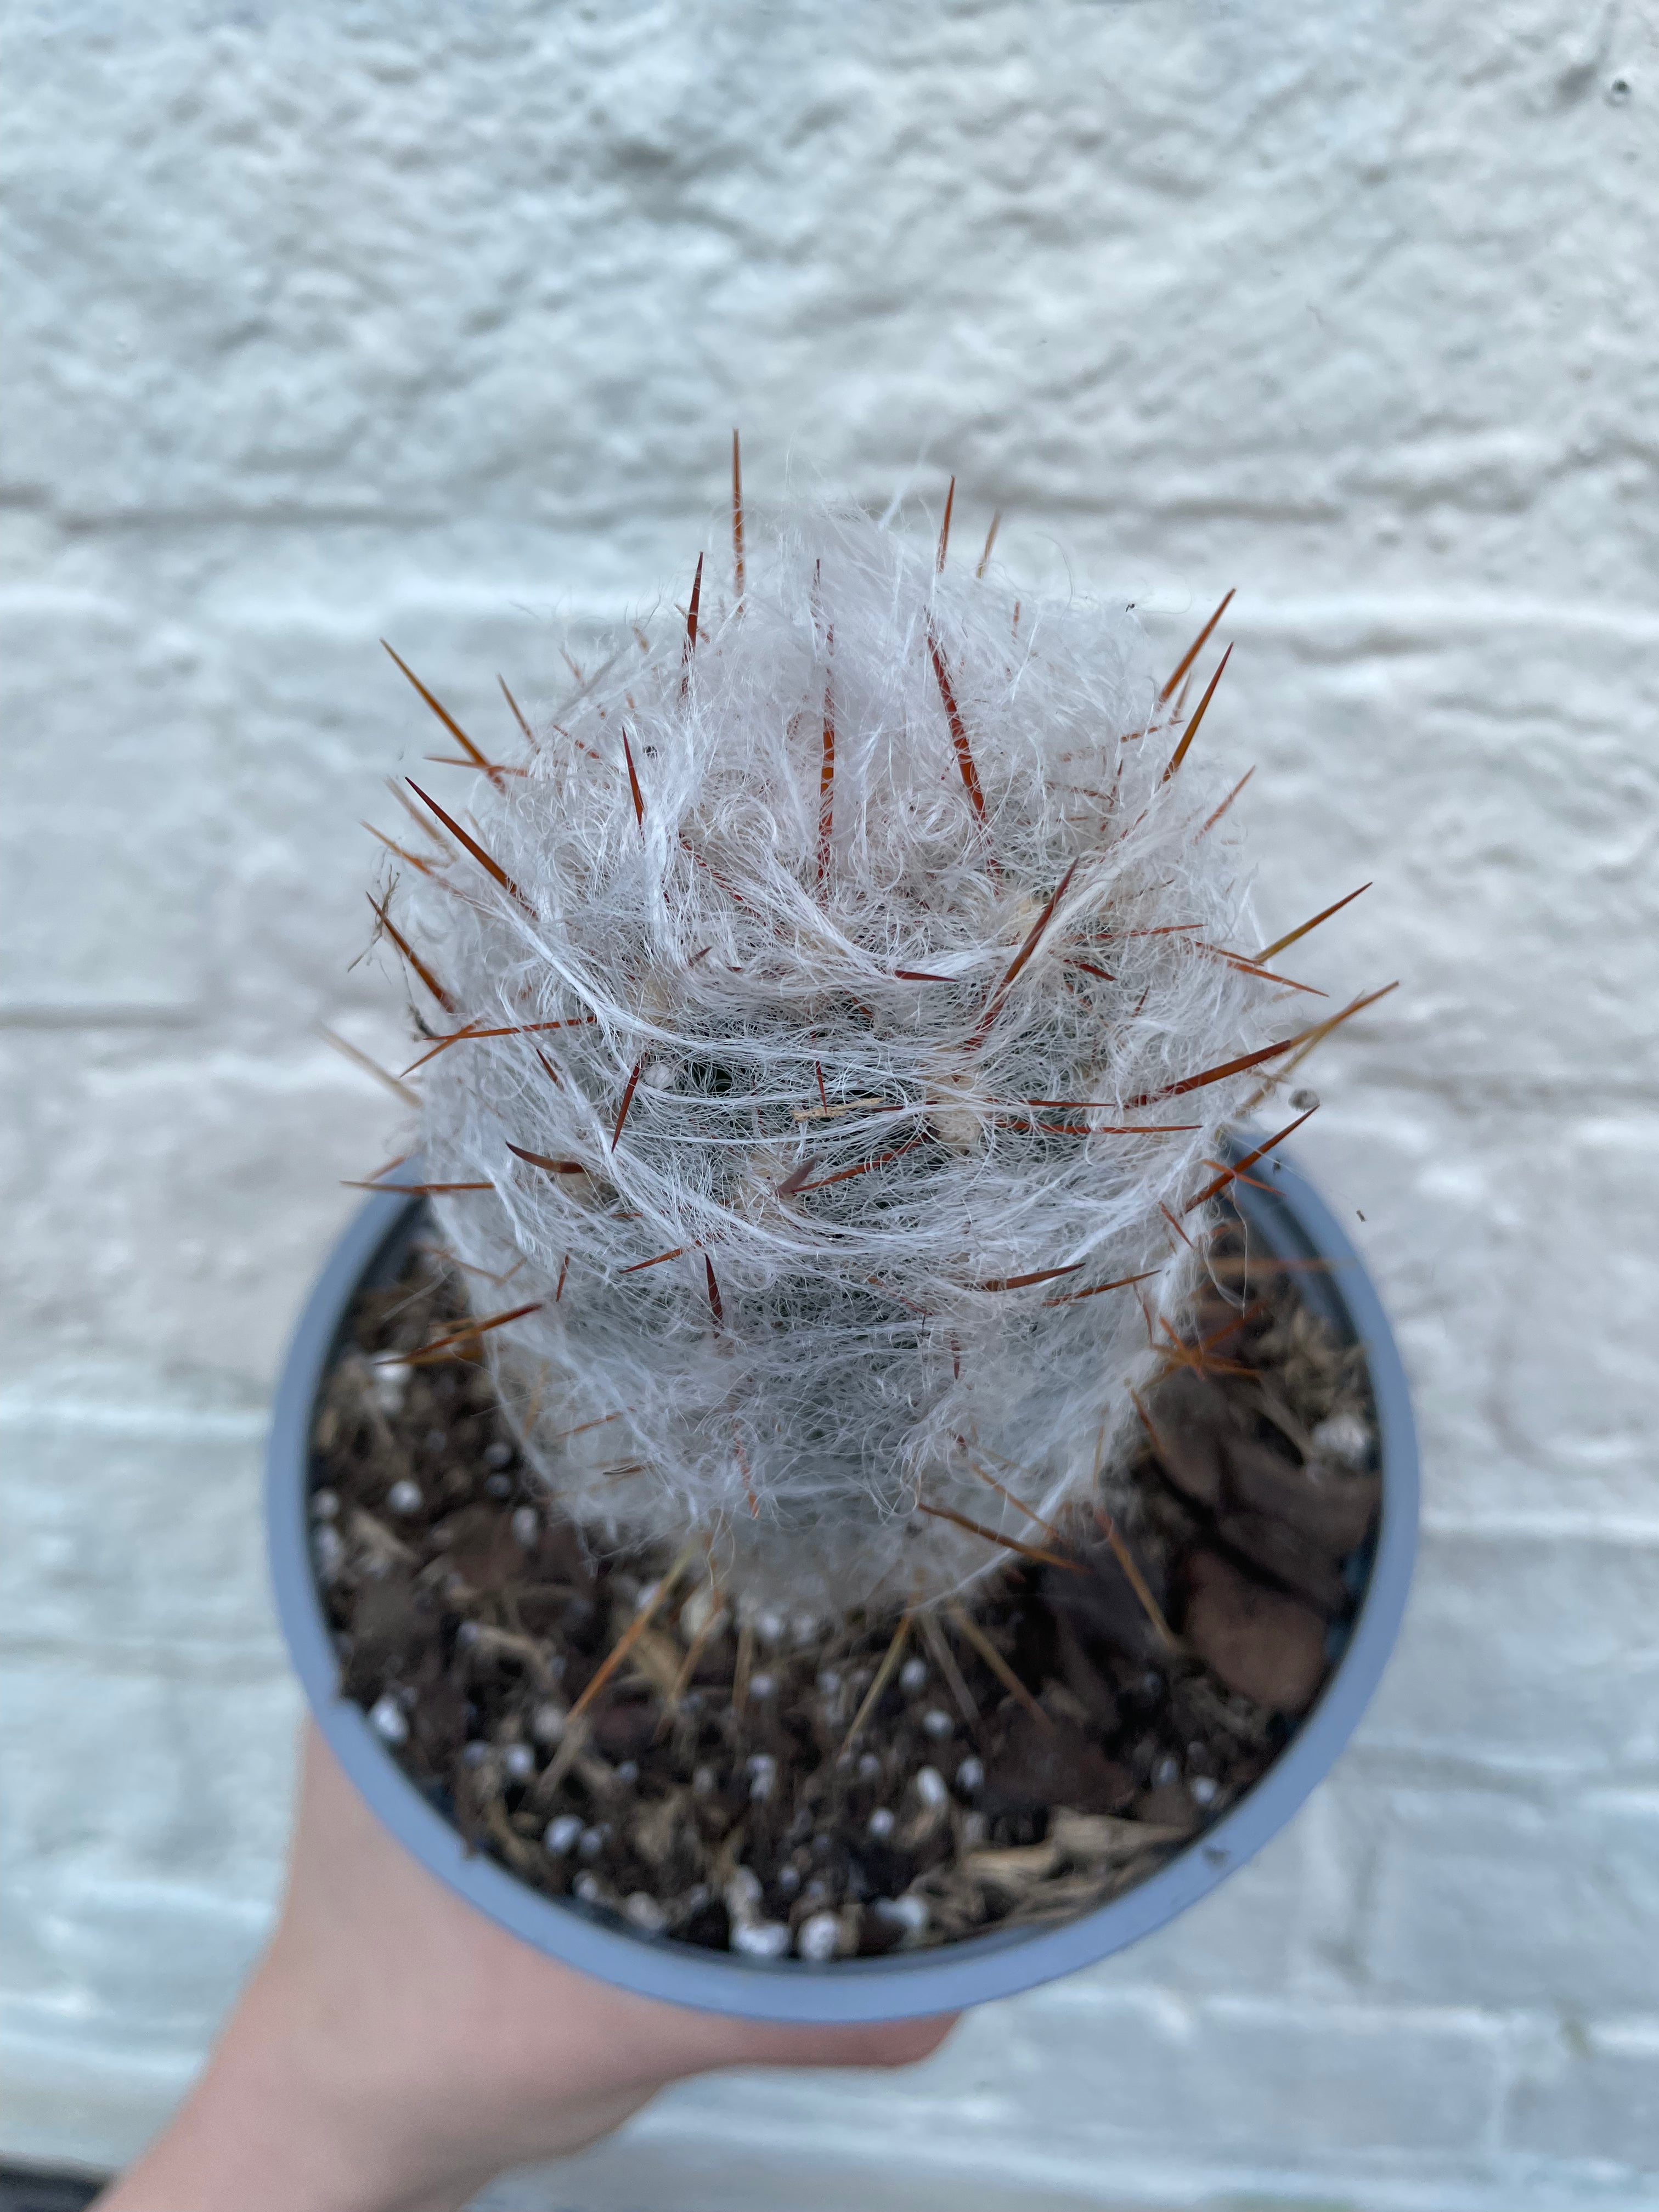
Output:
[270, 467, 1415, 2021]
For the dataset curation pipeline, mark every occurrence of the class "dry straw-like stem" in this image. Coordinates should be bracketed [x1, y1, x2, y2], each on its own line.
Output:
[840, 1612, 915, 1754]
[946, 1603, 1049, 1728]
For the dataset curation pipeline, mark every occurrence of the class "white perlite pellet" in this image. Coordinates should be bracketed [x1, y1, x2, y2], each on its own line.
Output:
[874, 1894, 929, 1934]
[372, 1361, 411, 1413]
[796, 1910, 842, 1962]
[724, 1867, 763, 1917]
[1311, 1410, 1373, 1466]
[731, 1918, 792, 1959]
[368, 1693, 408, 1746]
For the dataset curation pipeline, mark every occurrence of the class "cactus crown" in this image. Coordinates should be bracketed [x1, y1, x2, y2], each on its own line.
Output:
[375, 498, 1323, 1615]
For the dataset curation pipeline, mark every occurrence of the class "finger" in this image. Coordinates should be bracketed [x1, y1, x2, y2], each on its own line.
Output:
[722, 2012, 959, 2073]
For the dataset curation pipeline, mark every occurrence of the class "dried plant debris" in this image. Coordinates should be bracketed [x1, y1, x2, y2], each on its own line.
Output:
[312, 1218, 1376, 1961]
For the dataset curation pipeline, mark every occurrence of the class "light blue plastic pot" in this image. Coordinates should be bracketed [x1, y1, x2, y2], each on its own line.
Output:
[267, 1140, 1417, 2023]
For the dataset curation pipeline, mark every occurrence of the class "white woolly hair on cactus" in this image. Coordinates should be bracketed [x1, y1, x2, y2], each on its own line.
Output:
[380, 494, 1312, 1617]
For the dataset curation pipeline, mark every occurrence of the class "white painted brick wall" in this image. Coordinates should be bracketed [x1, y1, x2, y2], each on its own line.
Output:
[3, 3, 1655, 2203]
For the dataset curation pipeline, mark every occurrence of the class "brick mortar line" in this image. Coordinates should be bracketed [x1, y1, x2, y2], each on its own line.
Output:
[3, 569, 1659, 644]
[594, 2107, 1659, 2212]
[0, 1639, 294, 1679]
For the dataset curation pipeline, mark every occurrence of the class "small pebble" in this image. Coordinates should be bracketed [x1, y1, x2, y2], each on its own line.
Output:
[962, 1812, 988, 1848]
[544, 1814, 583, 1854]
[1153, 1754, 1180, 1788]
[746, 1753, 777, 1803]
[922, 1707, 954, 1740]
[1189, 1775, 1219, 1807]
[867, 1807, 895, 1839]
[531, 1702, 567, 1745]
[578, 1826, 607, 1860]
[724, 1867, 763, 1916]
[502, 1742, 535, 1781]
[956, 1756, 984, 1795]
[803, 1876, 830, 1906]
[573, 1872, 602, 1904]
[899, 1656, 928, 1694]
[731, 1918, 792, 1959]
[511, 1505, 539, 1547]
[482, 1439, 514, 1469]
[484, 1472, 513, 1499]
[386, 1478, 422, 1516]
[816, 1669, 842, 1696]
[624, 1892, 668, 1933]
[461, 1741, 489, 1768]
[615, 1759, 639, 1786]
[857, 1752, 881, 1781]
[791, 1612, 819, 1646]
[311, 1488, 340, 1521]
[913, 1766, 947, 1809]
[423, 1428, 446, 1455]
[368, 1693, 408, 1746]
[456, 1620, 481, 1647]
[312, 1526, 345, 1580]
[873, 1894, 929, 1934]
[748, 1672, 776, 1702]
[797, 1910, 841, 1962]
[755, 1608, 786, 1646]
[692, 1765, 718, 1796]
[777, 1866, 801, 1899]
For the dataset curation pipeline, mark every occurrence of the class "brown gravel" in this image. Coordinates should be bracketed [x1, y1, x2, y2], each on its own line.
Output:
[309, 1218, 1378, 1961]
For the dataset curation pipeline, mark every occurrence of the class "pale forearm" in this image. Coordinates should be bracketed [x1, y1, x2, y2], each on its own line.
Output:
[95, 1956, 661, 2212]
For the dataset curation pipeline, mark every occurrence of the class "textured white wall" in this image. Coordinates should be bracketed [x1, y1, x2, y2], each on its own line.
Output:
[3, 2, 1657, 2203]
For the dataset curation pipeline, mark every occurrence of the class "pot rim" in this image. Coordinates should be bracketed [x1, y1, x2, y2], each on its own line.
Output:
[266, 1136, 1418, 2023]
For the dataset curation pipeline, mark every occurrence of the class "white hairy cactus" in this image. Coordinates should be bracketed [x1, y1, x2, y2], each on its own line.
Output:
[381, 500, 1302, 1614]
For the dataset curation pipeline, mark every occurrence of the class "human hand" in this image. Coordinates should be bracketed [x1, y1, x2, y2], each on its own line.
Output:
[98, 1723, 955, 2212]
